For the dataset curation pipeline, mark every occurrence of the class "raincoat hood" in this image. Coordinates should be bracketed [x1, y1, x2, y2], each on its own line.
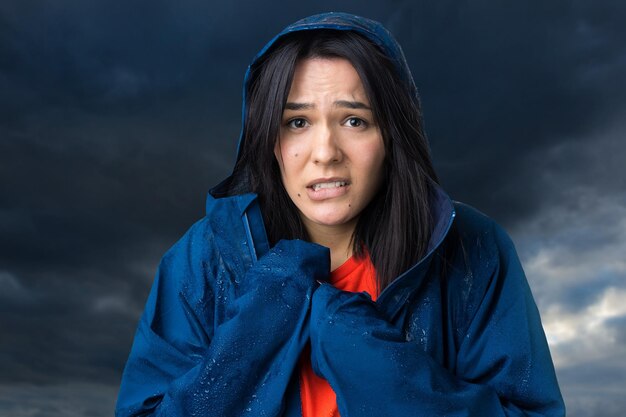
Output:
[209, 11, 457, 308]
[212, 12, 420, 196]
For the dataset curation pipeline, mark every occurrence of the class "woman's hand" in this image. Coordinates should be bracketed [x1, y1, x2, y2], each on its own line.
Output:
[309, 284, 403, 380]
[308, 284, 503, 417]
[226, 239, 329, 339]
[308, 276, 562, 417]
[167, 239, 329, 416]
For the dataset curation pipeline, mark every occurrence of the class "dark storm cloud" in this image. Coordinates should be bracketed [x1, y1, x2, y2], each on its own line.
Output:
[384, 1, 626, 226]
[511, 118, 626, 312]
[1, 1, 224, 103]
[0, 259, 152, 384]
[1, 1, 625, 417]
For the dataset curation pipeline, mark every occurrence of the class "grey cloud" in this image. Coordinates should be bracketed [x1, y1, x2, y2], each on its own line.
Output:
[605, 315, 626, 345]
[0, 383, 117, 417]
[0, 271, 35, 305]
[558, 359, 626, 417]
[1, 271, 140, 385]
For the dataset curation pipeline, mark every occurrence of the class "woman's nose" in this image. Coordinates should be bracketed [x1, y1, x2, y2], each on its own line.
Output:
[311, 126, 342, 165]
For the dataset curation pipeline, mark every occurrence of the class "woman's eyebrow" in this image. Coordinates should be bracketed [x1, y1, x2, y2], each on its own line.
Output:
[284, 102, 314, 110]
[334, 100, 371, 110]
[284, 100, 371, 110]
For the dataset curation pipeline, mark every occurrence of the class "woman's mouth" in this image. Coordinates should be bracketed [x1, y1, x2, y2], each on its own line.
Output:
[310, 181, 348, 191]
[307, 180, 350, 200]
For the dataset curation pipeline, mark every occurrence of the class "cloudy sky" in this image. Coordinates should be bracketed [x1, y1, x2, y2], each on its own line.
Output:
[1, 1, 624, 416]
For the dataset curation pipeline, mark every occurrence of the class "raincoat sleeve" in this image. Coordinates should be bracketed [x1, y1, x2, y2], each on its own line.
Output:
[116, 218, 329, 416]
[309, 219, 565, 417]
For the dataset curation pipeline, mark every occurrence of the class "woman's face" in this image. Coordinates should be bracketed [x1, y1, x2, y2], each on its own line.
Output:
[274, 57, 386, 236]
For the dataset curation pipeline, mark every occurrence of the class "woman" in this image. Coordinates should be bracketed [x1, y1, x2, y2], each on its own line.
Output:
[116, 12, 565, 417]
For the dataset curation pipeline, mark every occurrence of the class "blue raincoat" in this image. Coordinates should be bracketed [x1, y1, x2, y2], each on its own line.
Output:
[116, 13, 565, 417]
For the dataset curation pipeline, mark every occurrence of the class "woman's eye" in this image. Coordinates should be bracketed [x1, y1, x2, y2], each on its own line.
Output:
[346, 117, 366, 128]
[287, 118, 308, 129]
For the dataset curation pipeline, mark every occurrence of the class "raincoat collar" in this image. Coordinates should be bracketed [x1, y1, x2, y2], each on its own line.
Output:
[205, 183, 456, 320]
[375, 183, 455, 320]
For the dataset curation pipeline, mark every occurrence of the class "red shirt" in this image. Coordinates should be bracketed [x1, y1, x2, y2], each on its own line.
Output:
[299, 254, 378, 417]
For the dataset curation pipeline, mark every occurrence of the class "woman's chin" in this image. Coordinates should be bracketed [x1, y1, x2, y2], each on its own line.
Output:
[303, 211, 358, 230]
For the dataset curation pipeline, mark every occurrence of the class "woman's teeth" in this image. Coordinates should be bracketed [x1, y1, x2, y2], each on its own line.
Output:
[312, 181, 347, 191]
